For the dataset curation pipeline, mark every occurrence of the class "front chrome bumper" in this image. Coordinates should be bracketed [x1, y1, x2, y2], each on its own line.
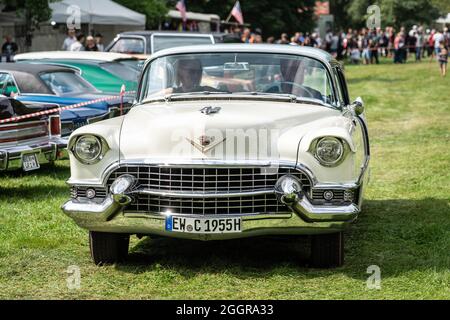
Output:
[61, 193, 359, 240]
[0, 137, 67, 171]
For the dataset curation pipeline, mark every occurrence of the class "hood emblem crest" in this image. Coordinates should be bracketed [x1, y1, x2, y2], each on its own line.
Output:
[200, 106, 221, 115]
[186, 135, 226, 153]
[199, 135, 213, 146]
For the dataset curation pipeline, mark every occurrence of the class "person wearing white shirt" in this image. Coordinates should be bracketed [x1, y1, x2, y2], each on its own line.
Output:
[69, 33, 86, 52]
[62, 29, 76, 51]
[434, 32, 443, 52]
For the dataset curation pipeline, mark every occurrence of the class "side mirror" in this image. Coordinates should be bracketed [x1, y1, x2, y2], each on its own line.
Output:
[351, 97, 364, 115]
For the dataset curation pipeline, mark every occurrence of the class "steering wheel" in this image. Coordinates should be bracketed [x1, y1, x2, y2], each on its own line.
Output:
[278, 81, 317, 98]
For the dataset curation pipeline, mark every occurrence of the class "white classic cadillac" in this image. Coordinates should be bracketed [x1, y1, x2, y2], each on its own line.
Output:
[62, 44, 370, 267]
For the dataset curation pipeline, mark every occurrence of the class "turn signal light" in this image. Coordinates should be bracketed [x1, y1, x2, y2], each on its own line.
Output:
[49, 115, 61, 137]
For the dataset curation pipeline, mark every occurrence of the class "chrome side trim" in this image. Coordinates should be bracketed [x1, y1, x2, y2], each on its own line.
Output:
[355, 115, 370, 185]
[312, 183, 359, 190]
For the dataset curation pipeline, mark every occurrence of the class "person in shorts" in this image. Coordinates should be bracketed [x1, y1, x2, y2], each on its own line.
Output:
[438, 41, 448, 77]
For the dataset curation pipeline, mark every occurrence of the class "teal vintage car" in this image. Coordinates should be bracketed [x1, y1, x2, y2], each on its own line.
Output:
[14, 51, 143, 94]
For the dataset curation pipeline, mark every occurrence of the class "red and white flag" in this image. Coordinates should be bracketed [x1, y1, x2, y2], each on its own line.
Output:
[176, 0, 187, 22]
[231, 1, 244, 25]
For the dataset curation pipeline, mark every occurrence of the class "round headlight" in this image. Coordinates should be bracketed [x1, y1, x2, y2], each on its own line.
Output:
[315, 137, 344, 166]
[73, 135, 102, 164]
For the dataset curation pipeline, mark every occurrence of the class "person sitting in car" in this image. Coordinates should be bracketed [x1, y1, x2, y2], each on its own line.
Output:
[265, 58, 323, 100]
[172, 58, 219, 93]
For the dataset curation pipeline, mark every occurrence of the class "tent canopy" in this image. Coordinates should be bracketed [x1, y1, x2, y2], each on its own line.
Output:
[436, 13, 450, 24]
[50, 0, 146, 26]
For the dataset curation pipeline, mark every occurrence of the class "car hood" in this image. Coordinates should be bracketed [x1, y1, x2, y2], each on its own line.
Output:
[60, 107, 108, 121]
[119, 100, 341, 161]
[16, 93, 132, 120]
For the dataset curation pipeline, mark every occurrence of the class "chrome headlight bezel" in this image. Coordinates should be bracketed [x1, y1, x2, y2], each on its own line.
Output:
[310, 136, 349, 167]
[69, 134, 109, 165]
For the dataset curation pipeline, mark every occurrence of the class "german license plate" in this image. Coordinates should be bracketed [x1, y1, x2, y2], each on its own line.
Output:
[22, 153, 40, 171]
[166, 216, 242, 234]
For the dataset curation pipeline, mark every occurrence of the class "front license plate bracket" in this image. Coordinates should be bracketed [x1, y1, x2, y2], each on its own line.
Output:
[166, 216, 242, 234]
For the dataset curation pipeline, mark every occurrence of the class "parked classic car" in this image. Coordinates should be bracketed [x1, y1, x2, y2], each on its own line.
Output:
[62, 45, 370, 267]
[0, 95, 65, 171]
[14, 51, 142, 94]
[105, 31, 216, 55]
[0, 63, 133, 139]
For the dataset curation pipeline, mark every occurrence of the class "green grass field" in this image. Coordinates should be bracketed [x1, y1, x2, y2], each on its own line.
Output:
[0, 59, 449, 299]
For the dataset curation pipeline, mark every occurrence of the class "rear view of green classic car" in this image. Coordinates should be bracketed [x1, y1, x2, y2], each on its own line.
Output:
[62, 44, 370, 268]
[14, 51, 142, 94]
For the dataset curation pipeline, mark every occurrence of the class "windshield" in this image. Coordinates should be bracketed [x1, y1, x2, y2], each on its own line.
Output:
[139, 53, 335, 105]
[152, 35, 214, 53]
[109, 38, 145, 54]
[40, 71, 98, 95]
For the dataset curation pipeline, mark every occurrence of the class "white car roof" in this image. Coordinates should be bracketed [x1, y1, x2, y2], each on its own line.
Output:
[14, 51, 137, 62]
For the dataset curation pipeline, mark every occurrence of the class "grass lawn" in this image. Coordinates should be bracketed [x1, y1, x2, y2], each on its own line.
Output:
[0, 58, 449, 299]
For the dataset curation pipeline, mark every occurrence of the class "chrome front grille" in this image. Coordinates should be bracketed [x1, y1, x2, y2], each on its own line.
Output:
[107, 166, 311, 193]
[106, 165, 312, 215]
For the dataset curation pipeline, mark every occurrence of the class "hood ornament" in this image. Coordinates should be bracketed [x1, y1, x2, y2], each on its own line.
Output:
[200, 106, 221, 115]
[186, 135, 226, 153]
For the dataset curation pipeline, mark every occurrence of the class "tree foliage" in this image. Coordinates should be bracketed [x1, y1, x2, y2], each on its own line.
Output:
[330, 0, 443, 30]
[115, 0, 168, 28]
[1, 0, 53, 28]
[169, 0, 317, 37]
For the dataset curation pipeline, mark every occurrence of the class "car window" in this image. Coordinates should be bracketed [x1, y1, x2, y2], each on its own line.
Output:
[152, 35, 213, 53]
[335, 67, 349, 105]
[0, 73, 19, 97]
[140, 53, 335, 106]
[118, 59, 145, 72]
[100, 62, 140, 82]
[333, 71, 344, 106]
[39, 71, 98, 95]
[109, 38, 145, 54]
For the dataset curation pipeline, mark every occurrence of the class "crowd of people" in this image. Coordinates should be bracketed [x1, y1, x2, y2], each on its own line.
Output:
[227, 25, 450, 76]
[2, 24, 449, 76]
[62, 29, 105, 52]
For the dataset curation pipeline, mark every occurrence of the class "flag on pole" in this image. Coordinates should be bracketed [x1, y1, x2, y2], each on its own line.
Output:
[231, 1, 244, 25]
[176, 0, 187, 22]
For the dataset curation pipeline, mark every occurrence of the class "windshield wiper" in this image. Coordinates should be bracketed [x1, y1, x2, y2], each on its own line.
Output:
[233, 91, 297, 102]
[164, 91, 231, 102]
[139, 91, 230, 104]
[233, 92, 327, 106]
